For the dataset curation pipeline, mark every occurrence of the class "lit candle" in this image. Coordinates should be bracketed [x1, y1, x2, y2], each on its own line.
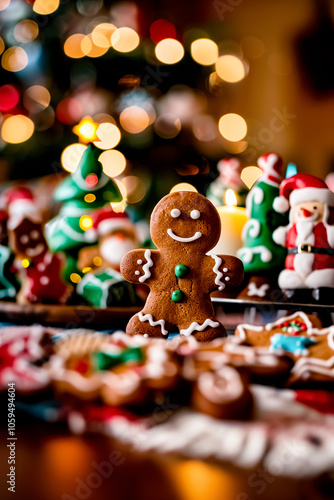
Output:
[208, 189, 248, 256]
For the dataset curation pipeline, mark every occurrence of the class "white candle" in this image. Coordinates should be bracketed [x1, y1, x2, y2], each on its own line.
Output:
[209, 189, 248, 256]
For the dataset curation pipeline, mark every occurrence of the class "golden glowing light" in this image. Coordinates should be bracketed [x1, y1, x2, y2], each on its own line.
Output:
[225, 189, 237, 206]
[120, 106, 150, 134]
[0, 37, 4, 56]
[14, 20, 39, 43]
[94, 122, 121, 149]
[93, 256, 102, 267]
[70, 273, 81, 284]
[23, 85, 50, 112]
[155, 38, 184, 64]
[123, 176, 146, 204]
[61, 144, 88, 173]
[99, 149, 126, 177]
[73, 117, 99, 143]
[84, 193, 96, 203]
[0, 0, 10, 11]
[190, 39, 218, 66]
[215, 55, 246, 83]
[225, 140, 248, 154]
[218, 113, 247, 142]
[92, 23, 116, 48]
[111, 27, 140, 53]
[83, 34, 108, 58]
[79, 215, 93, 231]
[33, 0, 60, 15]
[241, 166, 262, 189]
[22, 259, 30, 268]
[2, 47, 28, 72]
[64, 34, 86, 59]
[170, 183, 198, 194]
[1, 115, 34, 144]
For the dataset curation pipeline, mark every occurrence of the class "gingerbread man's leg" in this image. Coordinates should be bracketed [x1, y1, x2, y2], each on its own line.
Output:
[178, 316, 227, 342]
[126, 310, 172, 339]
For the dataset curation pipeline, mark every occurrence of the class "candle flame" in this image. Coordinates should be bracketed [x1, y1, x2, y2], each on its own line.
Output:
[225, 188, 237, 206]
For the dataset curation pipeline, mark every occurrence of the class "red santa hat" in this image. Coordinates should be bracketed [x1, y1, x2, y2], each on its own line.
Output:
[2, 187, 38, 217]
[273, 173, 334, 213]
[92, 207, 135, 236]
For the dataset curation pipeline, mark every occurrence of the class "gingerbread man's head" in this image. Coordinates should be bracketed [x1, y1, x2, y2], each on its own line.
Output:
[150, 191, 221, 254]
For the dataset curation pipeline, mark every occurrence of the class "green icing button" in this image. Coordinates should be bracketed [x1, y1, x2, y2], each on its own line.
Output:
[175, 264, 190, 278]
[171, 290, 185, 302]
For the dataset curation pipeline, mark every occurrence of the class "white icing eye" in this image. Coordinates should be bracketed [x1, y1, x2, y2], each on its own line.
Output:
[20, 235, 29, 244]
[30, 230, 40, 240]
[190, 210, 200, 220]
[171, 208, 181, 218]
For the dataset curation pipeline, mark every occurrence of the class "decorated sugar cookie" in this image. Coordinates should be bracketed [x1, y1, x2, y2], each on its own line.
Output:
[237, 153, 288, 273]
[273, 174, 334, 295]
[0, 325, 55, 395]
[46, 145, 122, 282]
[235, 311, 334, 386]
[76, 207, 141, 308]
[8, 217, 71, 304]
[121, 191, 244, 341]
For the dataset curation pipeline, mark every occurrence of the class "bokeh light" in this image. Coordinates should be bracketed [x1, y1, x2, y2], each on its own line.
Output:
[0, 0, 10, 11]
[2, 46, 28, 72]
[64, 34, 86, 59]
[241, 166, 263, 189]
[99, 149, 126, 177]
[218, 113, 247, 142]
[111, 27, 140, 53]
[123, 176, 146, 203]
[1, 115, 35, 144]
[155, 39, 184, 64]
[190, 39, 218, 66]
[241, 36, 265, 59]
[91, 23, 116, 48]
[56, 97, 83, 125]
[215, 55, 246, 83]
[83, 34, 108, 58]
[33, 0, 60, 15]
[170, 183, 198, 193]
[13, 20, 39, 43]
[94, 122, 121, 149]
[0, 85, 20, 111]
[150, 19, 176, 43]
[23, 85, 50, 112]
[61, 143, 88, 173]
[0, 37, 4, 56]
[120, 106, 150, 134]
[154, 114, 181, 139]
[192, 115, 218, 142]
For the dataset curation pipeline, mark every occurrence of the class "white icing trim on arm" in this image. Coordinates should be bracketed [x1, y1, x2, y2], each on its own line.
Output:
[180, 319, 220, 337]
[167, 229, 202, 243]
[211, 255, 225, 291]
[138, 311, 168, 336]
[138, 249, 153, 283]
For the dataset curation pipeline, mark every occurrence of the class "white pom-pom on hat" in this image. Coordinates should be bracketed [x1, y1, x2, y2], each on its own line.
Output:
[273, 195, 290, 213]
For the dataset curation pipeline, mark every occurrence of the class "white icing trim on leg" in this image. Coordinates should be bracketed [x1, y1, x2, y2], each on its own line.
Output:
[180, 319, 220, 337]
[211, 255, 225, 291]
[138, 311, 168, 336]
[138, 249, 153, 283]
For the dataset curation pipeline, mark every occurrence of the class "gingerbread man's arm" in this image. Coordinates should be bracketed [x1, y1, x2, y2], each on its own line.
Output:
[120, 248, 159, 286]
[203, 254, 244, 292]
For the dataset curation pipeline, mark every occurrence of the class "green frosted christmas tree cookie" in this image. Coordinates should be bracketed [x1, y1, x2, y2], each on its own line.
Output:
[237, 153, 287, 273]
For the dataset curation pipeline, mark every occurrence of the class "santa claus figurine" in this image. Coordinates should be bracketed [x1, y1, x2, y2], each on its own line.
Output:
[273, 173, 334, 298]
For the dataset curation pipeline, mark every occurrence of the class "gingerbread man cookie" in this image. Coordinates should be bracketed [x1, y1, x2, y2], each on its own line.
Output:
[121, 191, 244, 341]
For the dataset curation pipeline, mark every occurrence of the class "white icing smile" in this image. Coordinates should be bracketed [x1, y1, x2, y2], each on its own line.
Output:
[25, 244, 45, 257]
[167, 228, 202, 243]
